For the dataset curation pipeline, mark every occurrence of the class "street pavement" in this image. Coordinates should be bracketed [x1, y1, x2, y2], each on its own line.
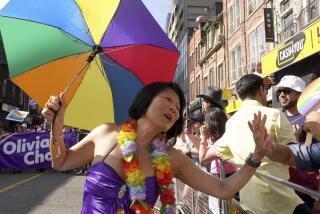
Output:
[0, 170, 86, 214]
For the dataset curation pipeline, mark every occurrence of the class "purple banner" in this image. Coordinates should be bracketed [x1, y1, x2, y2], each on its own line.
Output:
[0, 131, 79, 169]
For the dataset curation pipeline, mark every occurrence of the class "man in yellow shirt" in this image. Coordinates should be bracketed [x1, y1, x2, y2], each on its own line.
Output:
[217, 74, 308, 214]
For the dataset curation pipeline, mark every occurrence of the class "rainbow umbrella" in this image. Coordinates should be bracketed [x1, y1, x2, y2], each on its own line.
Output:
[0, 0, 179, 131]
[297, 77, 320, 116]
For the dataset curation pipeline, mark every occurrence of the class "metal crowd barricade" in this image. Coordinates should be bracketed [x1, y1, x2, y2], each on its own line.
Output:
[174, 159, 248, 214]
[172, 158, 320, 214]
[226, 160, 320, 201]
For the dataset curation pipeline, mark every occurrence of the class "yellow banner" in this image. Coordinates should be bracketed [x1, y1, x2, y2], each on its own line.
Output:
[226, 99, 242, 114]
[262, 20, 320, 76]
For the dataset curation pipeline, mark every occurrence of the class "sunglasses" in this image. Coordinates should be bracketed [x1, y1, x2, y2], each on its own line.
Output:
[277, 88, 293, 96]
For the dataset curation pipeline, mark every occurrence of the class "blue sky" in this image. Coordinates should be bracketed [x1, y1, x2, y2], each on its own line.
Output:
[142, 0, 172, 30]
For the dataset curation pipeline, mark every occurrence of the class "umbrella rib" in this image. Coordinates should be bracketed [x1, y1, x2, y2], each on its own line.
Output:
[95, 1, 122, 45]
[70, 7, 95, 45]
[73, 2, 100, 45]
[98, 44, 135, 54]
[97, 55, 144, 86]
[93, 58, 110, 86]
[62, 61, 90, 95]
[97, 56, 122, 73]
[100, 44, 180, 54]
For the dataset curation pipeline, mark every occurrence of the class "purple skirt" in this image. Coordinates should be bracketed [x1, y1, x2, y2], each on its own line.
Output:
[81, 162, 159, 214]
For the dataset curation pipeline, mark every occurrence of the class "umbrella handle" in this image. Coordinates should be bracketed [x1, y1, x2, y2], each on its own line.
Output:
[49, 98, 62, 138]
[49, 98, 63, 158]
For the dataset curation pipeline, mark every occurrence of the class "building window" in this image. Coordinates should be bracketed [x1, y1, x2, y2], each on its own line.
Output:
[196, 46, 199, 64]
[209, 68, 215, 86]
[228, 5, 234, 34]
[309, 3, 318, 20]
[218, 63, 225, 88]
[248, 23, 266, 64]
[203, 76, 208, 91]
[200, 43, 206, 60]
[248, 0, 254, 15]
[256, 0, 264, 7]
[257, 24, 266, 60]
[281, 0, 291, 12]
[228, 0, 241, 35]
[283, 11, 293, 30]
[207, 28, 213, 49]
[235, 0, 240, 27]
[196, 76, 201, 96]
[248, 31, 257, 64]
[190, 81, 194, 100]
[230, 45, 242, 82]
[247, 0, 263, 15]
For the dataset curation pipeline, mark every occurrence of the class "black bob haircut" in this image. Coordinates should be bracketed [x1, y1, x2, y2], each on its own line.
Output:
[204, 107, 227, 139]
[129, 82, 186, 140]
[236, 74, 264, 100]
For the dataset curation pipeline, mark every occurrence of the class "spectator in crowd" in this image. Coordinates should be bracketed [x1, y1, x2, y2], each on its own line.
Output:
[21, 123, 28, 133]
[42, 121, 51, 131]
[197, 86, 228, 112]
[15, 125, 23, 133]
[0, 125, 11, 140]
[198, 107, 239, 209]
[186, 110, 204, 136]
[187, 87, 227, 149]
[0, 124, 5, 135]
[251, 109, 320, 170]
[174, 118, 198, 160]
[275, 75, 320, 210]
[198, 107, 237, 177]
[275, 75, 306, 140]
[216, 74, 308, 214]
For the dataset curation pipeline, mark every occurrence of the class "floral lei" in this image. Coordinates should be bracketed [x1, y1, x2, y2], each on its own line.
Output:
[117, 120, 176, 214]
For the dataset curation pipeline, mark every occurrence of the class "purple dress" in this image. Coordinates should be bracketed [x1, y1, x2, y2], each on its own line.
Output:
[81, 161, 159, 214]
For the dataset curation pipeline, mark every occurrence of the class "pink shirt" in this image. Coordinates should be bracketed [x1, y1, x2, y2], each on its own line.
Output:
[207, 140, 237, 175]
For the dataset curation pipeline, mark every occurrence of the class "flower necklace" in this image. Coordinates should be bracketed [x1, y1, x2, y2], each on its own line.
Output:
[117, 120, 176, 214]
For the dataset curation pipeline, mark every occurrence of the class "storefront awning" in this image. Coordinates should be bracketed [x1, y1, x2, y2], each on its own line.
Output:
[262, 20, 320, 76]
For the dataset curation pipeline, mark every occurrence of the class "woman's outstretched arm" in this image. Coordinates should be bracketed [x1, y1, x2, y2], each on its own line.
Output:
[170, 148, 265, 199]
[171, 112, 272, 199]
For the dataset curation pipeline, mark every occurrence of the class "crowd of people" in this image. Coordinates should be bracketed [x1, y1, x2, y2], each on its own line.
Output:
[164, 73, 320, 213]
[38, 73, 320, 214]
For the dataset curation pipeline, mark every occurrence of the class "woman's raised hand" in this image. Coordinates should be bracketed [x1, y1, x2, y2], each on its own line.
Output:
[200, 125, 209, 141]
[248, 111, 274, 160]
[41, 93, 66, 123]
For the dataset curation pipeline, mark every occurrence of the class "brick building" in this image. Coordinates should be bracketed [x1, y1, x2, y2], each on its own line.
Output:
[188, 0, 274, 111]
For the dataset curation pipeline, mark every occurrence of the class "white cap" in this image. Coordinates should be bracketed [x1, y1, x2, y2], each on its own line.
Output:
[275, 75, 305, 92]
[21, 123, 27, 128]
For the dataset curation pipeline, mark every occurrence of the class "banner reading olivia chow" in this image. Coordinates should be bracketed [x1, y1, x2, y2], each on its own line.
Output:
[0, 131, 79, 169]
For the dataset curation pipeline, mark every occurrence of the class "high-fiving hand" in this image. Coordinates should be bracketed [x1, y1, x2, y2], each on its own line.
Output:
[248, 111, 274, 160]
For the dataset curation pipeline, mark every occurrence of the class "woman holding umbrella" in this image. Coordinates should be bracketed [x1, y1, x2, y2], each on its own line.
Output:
[42, 82, 271, 214]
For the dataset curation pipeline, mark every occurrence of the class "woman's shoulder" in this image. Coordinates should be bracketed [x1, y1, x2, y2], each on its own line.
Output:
[88, 123, 119, 140]
[91, 123, 118, 132]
